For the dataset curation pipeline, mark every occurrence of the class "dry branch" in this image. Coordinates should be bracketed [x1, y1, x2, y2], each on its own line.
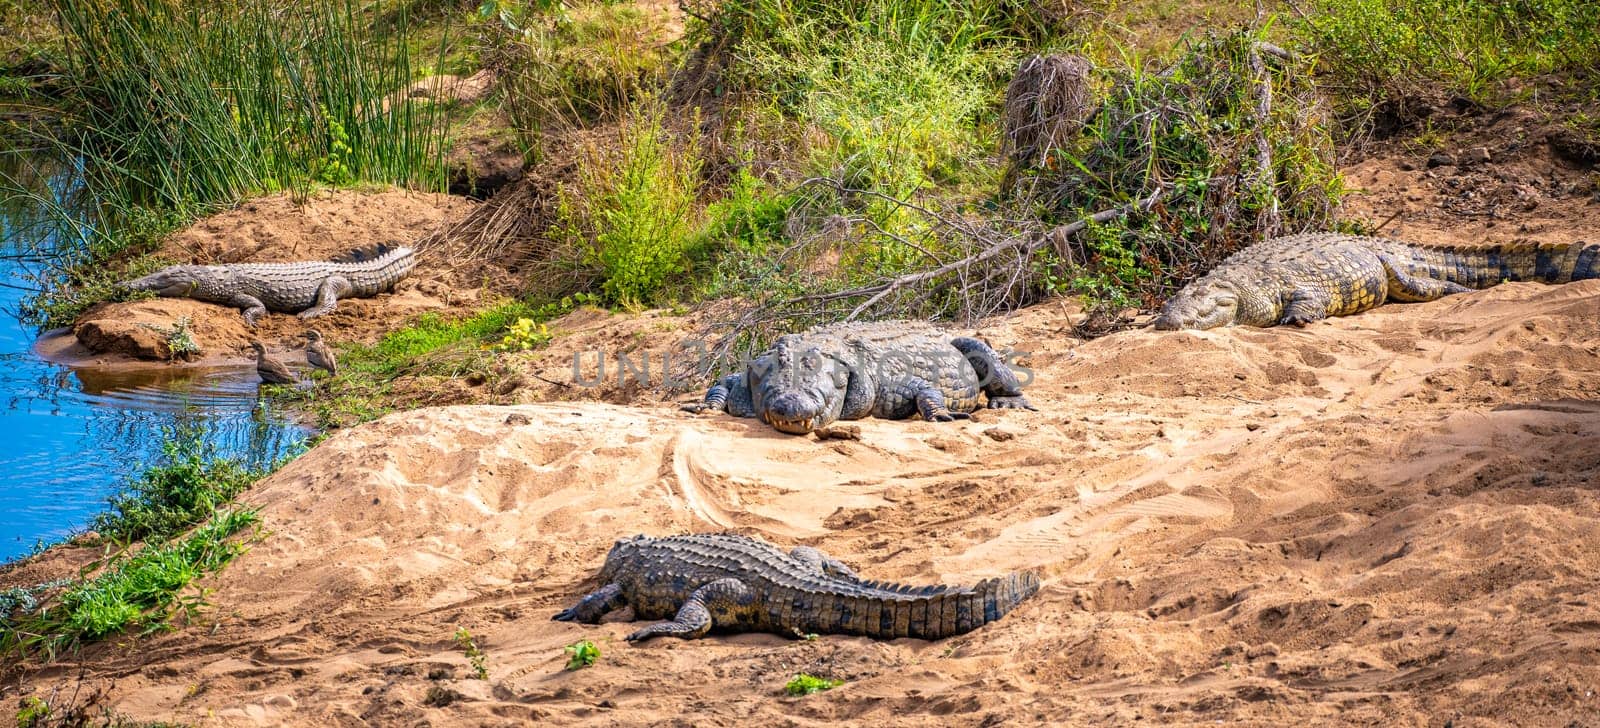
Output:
[774, 179, 1167, 321]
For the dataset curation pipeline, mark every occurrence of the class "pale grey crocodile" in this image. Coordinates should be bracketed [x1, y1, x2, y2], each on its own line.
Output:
[121, 245, 416, 326]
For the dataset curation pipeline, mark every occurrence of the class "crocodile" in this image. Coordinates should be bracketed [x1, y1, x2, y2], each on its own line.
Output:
[684, 321, 1036, 435]
[121, 245, 416, 326]
[1154, 232, 1600, 330]
[553, 533, 1041, 642]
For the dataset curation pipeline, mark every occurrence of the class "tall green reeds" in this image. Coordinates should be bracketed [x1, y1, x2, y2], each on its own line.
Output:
[11, 0, 453, 329]
[50, 0, 451, 216]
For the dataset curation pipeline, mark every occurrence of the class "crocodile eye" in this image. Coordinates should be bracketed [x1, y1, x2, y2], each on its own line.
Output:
[800, 348, 823, 372]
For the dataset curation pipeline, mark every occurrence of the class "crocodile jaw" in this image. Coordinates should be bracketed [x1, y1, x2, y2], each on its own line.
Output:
[759, 390, 841, 435]
[124, 268, 203, 298]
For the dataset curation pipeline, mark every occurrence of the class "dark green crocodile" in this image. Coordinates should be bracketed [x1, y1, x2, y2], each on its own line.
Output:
[553, 533, 1041, 641]
[121, 245, 416, 326]
[684, 321, 1036, 435]
[1154, 232, 1600, 330]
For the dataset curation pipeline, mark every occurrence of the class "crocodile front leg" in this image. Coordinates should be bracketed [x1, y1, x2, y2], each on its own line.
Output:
[552, 583, 627, 623]
[229, 293, 269, 326]
[951, 337, 1037, 411]
[682, 373, 755, 417]
[625, 578, 753, 642]
[1280, 286, 1333, 326]
[298, 276, 354, 319]
[790, 546, 861, 581]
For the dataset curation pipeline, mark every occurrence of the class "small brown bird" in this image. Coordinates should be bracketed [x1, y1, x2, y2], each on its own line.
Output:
[303, 329, 338, 376]
[250, 341, 298, 385]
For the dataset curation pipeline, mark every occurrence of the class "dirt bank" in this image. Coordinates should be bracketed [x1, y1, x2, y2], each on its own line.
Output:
[62, 188, 481, 366]
[9, 276, 1600, 726]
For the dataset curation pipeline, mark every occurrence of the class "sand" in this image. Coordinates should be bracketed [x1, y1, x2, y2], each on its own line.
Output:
[9, 276, 1600, 726]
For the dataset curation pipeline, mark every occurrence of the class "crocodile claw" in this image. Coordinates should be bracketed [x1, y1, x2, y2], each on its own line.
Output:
[987, 396, 1037, 411]
[680, 403, 710, 414]
[552, 608, 579, 622]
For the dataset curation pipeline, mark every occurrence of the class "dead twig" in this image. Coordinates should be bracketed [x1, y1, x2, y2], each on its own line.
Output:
[782, 185, 1166, 322]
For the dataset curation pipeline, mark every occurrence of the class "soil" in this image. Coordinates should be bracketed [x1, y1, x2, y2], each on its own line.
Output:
[7, 104, 1600, 725]
[56, 188, 487, 368]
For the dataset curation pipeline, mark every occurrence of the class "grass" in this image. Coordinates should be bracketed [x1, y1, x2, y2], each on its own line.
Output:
[784, 673, 843, 696]
[1292, 0, 1600, 114]
[275, 295, 589, 428]
[495, 1, 678, 151]
[709, 0, 1039, 203]
[1, 509, 261, 661]
[0, 432, 293, 662]
[90, 436, 275, 546]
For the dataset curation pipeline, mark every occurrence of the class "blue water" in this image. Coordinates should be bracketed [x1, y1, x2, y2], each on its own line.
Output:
[0, 151, 311, 562]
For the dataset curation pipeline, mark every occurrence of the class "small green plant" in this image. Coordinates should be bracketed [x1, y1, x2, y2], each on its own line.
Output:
[14, 696, 49, 728]
[784, 673, 844, 696]
[314, 107, 356, 187]
[492, 317, 552, 352]
[137, 315, 202, 361]
[564, 639, 599, 671]
[454, 627, 488, 679]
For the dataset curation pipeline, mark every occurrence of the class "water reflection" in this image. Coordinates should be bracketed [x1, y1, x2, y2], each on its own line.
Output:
[0, 137, 310, 561]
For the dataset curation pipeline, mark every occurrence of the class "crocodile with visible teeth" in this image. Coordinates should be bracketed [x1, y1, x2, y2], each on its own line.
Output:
[554, 533, 1041, 641]
[1154, 232, 1600, 330]
[684, 321, 1036, 435]
[121, 245, 416, 326]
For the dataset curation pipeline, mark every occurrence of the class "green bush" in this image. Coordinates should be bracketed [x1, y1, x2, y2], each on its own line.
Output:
[1019, 29, 1343, 314]
[710, 0, 1034, 200]
[92, 436, 271, 545]
[556, 97, 703, 306]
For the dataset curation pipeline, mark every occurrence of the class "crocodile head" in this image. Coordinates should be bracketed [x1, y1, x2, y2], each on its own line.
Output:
[752, 337, 851, 435]
[1153, 280, 1240, 330]
[122, 266, 208, 298]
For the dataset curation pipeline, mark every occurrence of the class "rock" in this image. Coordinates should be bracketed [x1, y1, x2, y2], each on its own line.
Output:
[1458, 146, 1491, 166]
[984, 427, 1018, 442]
[815, 424, 861, 441]
[505, 413, 532, 426]
[404, 69, 496, 105]
[73, 299, 250, 361]
[1425, 152, 1455, 169]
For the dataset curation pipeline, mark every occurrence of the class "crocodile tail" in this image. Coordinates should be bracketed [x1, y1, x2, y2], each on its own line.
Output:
[971, 570, 1041, 632]
[1421, 240, 1600, 288]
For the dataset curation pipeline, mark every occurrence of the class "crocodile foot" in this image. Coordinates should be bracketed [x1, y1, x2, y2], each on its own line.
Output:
[987, 396, 1037, 411]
